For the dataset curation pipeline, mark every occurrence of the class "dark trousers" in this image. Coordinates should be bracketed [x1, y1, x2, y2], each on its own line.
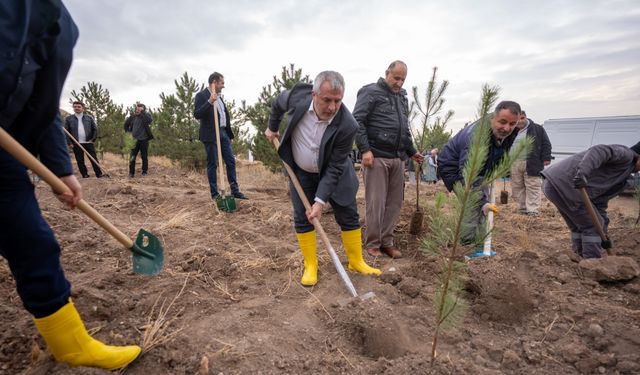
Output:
[289, 165, 359, 233]
[72, 142, 102, 177]
[129, 139, 149, 175]
[0, 149, 71, 318]
[202, 130, 238, 198]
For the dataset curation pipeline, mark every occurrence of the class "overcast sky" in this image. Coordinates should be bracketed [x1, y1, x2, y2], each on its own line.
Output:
[62, 0, 640, 134]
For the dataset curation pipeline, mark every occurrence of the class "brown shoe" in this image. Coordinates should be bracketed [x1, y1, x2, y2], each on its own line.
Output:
[366, 248, 382, 257]
[381, 246, 402, 259]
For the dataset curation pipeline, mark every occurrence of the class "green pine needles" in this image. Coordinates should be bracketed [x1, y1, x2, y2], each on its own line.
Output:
[425, 84, 531, 365]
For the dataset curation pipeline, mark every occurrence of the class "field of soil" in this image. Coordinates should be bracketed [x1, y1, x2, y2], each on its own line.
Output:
[1, 154, 639, 375]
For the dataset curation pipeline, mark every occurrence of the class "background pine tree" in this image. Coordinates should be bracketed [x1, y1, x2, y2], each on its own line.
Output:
[241, 64, 310, 173]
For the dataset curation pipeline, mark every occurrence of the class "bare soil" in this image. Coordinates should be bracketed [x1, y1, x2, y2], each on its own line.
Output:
[1, 155, 639, 375]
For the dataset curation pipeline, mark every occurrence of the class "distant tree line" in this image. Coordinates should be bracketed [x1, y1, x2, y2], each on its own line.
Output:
[68, 64, 452, 172]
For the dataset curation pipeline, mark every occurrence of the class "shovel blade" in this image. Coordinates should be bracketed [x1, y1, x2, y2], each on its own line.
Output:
[216, 195, 236, 212]
[131, 229, 164, 276]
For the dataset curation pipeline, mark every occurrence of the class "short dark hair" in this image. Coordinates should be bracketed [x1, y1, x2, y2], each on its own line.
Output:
[494, 101, 521, 116]
[520, 110, 527, 116]
[208, 72, 224, 84]
[136, 103, 146, 110]
[72, 101, 84, 107]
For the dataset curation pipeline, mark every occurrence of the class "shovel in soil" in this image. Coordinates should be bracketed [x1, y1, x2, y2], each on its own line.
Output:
[409, 162, 424, 235]
[213, 103, 235, 212]
[61, 127, 112, 178]
[272, 138, 375, 300]
[468, 182, 497, 258]
[0, 127, 164, 275]
[579, 187, 612, 254]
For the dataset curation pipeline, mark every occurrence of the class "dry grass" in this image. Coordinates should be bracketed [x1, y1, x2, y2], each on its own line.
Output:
[139, 276, 188, 354]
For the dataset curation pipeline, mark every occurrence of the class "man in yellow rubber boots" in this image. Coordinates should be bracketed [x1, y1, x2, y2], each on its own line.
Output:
[0, 2, 140, 370]
[265, 71, 381, 286]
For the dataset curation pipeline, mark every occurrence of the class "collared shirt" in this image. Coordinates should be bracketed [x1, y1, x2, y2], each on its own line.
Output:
[75, 113, 87, 142]
[209, 88, 226, 127]
[291, 101, 334, 174]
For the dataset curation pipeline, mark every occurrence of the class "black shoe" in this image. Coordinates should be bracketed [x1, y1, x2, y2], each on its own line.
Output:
[232, 192, 248, 199]
[212, 193, 219, 200]
[82, 174, 90, 178]
[128, 173, 134, 178]
[142, 172, 148, 176]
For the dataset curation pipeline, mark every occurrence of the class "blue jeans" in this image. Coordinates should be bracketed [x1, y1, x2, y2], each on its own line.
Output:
[202, 130, 238, 198]
[0, 150, 71, 318]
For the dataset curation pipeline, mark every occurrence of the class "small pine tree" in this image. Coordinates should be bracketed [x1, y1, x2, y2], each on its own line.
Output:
[424, 84, 532, 365]
[241, 64, 310, 173]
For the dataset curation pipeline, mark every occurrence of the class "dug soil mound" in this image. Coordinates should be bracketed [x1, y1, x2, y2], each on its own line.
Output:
[1, 154, 639, 374]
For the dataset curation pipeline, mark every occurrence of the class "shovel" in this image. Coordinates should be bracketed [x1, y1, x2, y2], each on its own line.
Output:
[579, 187, 612, 254]
[468, 182, 497, 258]
[0, 127, 164, 275]
[61, 127, 112, 178]
[499, 178, 509, 204]
[272, 138, 374, 299]
[409, 161, 424, 235]
[213, 103, 236, 212]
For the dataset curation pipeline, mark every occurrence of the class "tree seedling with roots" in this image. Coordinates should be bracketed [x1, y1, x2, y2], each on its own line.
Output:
[421, 84, 531, 365]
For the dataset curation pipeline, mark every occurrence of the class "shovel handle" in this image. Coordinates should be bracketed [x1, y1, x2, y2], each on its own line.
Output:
[61, 127, 111, 177]
[0, 127, 134, 249]
[578, 187, 612, 252]
[272, 138, 358, 297]
[212, 103, 227, 194]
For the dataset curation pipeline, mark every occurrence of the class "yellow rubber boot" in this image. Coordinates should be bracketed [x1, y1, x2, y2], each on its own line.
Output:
[341, 228, 382, 275]
[296, 230, 318, 286]
[33, 300, 141, 370]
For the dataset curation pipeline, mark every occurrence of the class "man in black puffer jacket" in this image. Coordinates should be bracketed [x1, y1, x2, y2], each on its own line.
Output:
[354, 60, 423, 259]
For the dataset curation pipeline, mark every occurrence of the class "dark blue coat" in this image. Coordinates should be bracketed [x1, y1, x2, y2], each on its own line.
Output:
[438, 121, 519, 192]
[0, 1, 77, 177]
[193, 88, 234, 142]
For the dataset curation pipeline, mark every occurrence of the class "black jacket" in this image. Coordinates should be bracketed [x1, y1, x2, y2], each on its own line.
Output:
[64, 113, 97, 144]
[193, 88, 234, 142]
[123, 112, 154, 141]
[353, 78, 417, 160]
[523, 119, 552, 176]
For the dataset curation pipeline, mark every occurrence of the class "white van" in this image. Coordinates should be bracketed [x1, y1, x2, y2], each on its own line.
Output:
[543, 115, 640, 188]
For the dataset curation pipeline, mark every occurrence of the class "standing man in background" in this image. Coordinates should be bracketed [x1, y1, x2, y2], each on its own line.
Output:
[510, 110, 551, 216]
[123, 103, 153, 177]
[64, 101, 102, 178]
[354, 60, 423, 259]
[194, 72, 247, 200]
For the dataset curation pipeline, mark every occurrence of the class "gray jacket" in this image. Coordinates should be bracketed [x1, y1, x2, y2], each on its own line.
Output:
[353, 78, 417, 160]
[541, 144, 638, 211]
[64, 113, 97, 144]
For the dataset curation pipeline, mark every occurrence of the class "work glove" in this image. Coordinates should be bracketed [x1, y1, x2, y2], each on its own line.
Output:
[573, 172, 588, 189]
[482, 203, 498, 216]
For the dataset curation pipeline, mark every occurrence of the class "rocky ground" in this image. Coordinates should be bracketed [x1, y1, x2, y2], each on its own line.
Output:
[1, 154, 639, 375]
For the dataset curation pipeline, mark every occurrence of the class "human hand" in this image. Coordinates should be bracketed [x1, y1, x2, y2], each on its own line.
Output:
[264, 128, 279, 144]
[208, 88, 218, 104]
[361, 151, 374, 168]
[482, 203, 498, 217]
[412, 152, 424, 164]
[306, 202, 323, 222]
[572, 172, 587, 189]
[56, 175, 83, 209]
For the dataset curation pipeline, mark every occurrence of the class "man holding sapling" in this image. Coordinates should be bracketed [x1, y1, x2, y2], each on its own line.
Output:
[265, 71, 380, 286]
[354, 60, 423, 259]
[542, 142, 640, 259]
[438, 101, 522, 241]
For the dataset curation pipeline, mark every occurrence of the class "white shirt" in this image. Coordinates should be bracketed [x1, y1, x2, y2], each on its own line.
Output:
[291, 101, 334, 174]
[75, 113, 87, 143]
[513, 119, 530, 148]
[209, 88, 226, 128]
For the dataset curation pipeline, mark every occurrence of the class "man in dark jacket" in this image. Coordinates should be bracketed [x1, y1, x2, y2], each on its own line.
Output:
[510, 111, 551, 216]
[265, 71, 380, 286]
[542, 143, 640, 259]
[438, 101, 521, 241]
[123, 103, 153, 177]
[194, 72, 246, 200]
[354, 60, 423, 258]
[64, 101, 102, 178]
[0, 2, 140, 369]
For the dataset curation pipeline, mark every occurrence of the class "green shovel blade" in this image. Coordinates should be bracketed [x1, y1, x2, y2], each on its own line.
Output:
[131, 228, 164, 276]
[216, 194, 236, 212]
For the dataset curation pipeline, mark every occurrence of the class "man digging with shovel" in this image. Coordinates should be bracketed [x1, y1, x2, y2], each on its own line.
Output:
[0, 2, 140, 370]
[265, 71, 381, 286]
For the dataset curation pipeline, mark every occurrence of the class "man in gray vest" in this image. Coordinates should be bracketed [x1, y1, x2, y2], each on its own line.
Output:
[64, 101, 102, 178]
